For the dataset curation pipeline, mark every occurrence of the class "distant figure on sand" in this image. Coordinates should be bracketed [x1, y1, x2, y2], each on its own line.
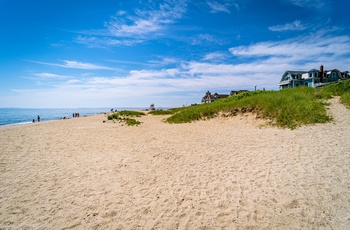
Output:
[32, 119, 35, 123]
[37, 115, 40, 122]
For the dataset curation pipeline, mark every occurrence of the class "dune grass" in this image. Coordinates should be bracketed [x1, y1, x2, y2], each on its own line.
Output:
[148, 108, 182, 115]
[319, 79, 350, 107]
[165, 80, 350, 129]
[107, 110, 145, 126]
[340, 92, 350, 108]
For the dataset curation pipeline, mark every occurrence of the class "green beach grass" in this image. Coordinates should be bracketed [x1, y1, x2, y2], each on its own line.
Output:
[148, 108, 182, 115]
[164, 79, 350, 129]
[108, 110, 145, 126]
[319, 79, 350, 107]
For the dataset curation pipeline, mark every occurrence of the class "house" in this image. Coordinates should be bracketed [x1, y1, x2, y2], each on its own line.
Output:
[230, 90, 248, 95]
[202, 91, 228, 103]
[201, 90, 248, 103]
[279, 65, 350, 89]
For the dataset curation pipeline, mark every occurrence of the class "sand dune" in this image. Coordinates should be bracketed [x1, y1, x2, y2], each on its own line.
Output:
[1, 97, 349, 229]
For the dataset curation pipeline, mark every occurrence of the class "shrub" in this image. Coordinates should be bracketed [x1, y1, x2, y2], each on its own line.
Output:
[124, 118, 141, 126]
[107, 110, 144, 126]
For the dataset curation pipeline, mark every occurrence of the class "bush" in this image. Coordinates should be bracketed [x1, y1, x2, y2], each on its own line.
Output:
[124, 118, 141, 126]
[107, 110, 144, 126]
[108, 113, 119, 120]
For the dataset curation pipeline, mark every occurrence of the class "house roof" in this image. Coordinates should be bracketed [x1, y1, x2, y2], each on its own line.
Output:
[289, 70, 307, 74]
[308, 69, 320, 72]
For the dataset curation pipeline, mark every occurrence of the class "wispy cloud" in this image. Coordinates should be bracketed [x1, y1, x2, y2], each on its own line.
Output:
[207, 1, 230, 13]
[29, 60, 115, 70]
[269, 20, 307, 32]
[32, 73, 68, 79]
[191, 33, 224, 45]
[229, 33, 350, 62]
[75, 0, 187, 48]
[105, 0, 187, 38]
[283, 0, 327, 9]
[206, 0, 240, 13]
[19, 33, 350, 107]
[37, 34, 350, 95]
[202, 52, 228, 61]
[75, 35, 143, 48]
[148, 57, 179, 66]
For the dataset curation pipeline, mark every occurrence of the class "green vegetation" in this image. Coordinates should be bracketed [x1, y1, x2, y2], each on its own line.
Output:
[164, 80, 350, 129]
[340, 92, 350, 108]
[115, 110, 145, 117]
[107, 110, 145, 126]
[148, 108, 182, 115]
[319, 79, 350, 108]
[124, 118, 141, 126]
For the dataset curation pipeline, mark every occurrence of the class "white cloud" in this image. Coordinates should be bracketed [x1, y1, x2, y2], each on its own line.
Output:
[207, 1, 230, 13]
[38, 34, 350, 99]
[15, 33, 350, 108]
[29, 60, 115, 70]
[191, 33, 224, 45]
[75, 35, 143, 48]
[105, 0, 187, 38]
[206, 0, 240, 13]
[268, 20, 307, 32]
[229, 34, 350, 62]
[148, 57, 179, 66]
[129, 68, 181, 79]
[32, 73, 68, 79]
[74, 0, 188, 48]
[284, 0, 327, 9]
[203, 52, 228, 61]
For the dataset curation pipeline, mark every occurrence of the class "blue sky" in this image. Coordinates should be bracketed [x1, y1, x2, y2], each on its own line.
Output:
[1, 0, 349, 108]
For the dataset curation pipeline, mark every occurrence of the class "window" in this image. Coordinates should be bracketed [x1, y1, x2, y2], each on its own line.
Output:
[332, 72, 336, 79]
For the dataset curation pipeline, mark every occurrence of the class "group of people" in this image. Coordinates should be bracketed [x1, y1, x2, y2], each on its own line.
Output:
[32, 113, 82, 123]
[32, 115, 40, 123]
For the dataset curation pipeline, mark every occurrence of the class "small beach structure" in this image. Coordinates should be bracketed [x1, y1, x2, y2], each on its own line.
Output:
[279, 65, 350, 89]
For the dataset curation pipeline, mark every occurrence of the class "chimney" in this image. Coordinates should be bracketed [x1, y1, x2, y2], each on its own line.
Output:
[320, 65, 324, 82]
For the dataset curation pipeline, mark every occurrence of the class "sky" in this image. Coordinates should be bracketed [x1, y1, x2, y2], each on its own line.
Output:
[0, 0, 350, 108]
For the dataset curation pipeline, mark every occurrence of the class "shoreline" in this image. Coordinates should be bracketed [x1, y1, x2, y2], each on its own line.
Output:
[0, 115, 94, 129]
[1, 98, 349, 229]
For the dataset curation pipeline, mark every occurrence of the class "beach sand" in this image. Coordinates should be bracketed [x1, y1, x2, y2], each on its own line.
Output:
[1, 97, 349, 229]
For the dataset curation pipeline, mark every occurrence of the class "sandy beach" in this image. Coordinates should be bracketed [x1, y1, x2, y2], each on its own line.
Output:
[1, 97, 349, 229]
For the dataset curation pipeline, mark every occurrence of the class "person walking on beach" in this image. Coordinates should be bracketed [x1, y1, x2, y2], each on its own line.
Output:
[37, 115, 40, 122]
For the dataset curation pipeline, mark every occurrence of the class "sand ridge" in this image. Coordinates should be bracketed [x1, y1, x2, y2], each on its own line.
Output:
[1, 97, 349, 229]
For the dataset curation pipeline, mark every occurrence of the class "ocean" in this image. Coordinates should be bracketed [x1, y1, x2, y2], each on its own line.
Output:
[0, 108, 137, 126]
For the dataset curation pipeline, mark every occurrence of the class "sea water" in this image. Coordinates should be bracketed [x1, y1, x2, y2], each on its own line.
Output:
[0, 108, 138, 126]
